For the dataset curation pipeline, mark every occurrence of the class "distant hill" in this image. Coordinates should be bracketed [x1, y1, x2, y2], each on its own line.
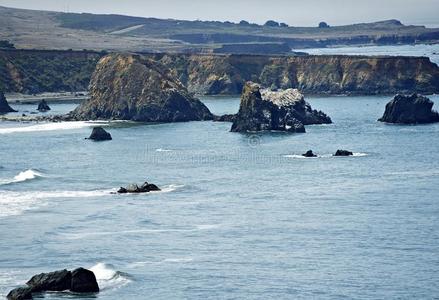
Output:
[0, 6, 439, 53]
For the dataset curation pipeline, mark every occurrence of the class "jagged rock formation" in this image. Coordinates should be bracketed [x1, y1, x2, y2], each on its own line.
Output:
[87, 127, 112, 141]
[302, 150, 317, 157]
[378, 94, 439, 124]
[117, 181, 161, 194]
[37, 99, 51, 112]
[334, 150, 353, 156]
[231, 82, 331, 133]
[68, 53, 212, 122]
[7, 268, 99, 300]
[0, 90, 16, 113]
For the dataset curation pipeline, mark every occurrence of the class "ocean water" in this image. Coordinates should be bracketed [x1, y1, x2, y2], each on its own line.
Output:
[295, 44, 439, 65]
[1, 95, 439, 299]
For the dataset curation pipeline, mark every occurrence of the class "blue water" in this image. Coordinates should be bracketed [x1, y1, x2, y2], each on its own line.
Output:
[1, 95, 439, 299]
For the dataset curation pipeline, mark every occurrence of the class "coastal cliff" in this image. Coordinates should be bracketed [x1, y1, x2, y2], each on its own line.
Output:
[68, 53, 212, 122]
[1, 49, 439, 96]
[155, 54, 439, 95]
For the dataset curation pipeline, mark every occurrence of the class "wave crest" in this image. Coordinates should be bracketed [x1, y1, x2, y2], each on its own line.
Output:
[0, 169, 44, 186]
[89, 263, 131, 291]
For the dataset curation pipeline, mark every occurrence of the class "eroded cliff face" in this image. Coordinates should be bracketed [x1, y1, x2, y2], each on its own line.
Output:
[69, 53, 212, 122]
[154, 54, 439, 95]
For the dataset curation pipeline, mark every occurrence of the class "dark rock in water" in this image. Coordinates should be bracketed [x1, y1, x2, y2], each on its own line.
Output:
[70, 268, 99, 293]
[26, 269, 71, 292]
[213, 114, 237, 122]
[302, 150, 317, 157]
[117, 181, 161, 194]
[231, 82, 331, 133]
[87, 127, 112, 141]
[0, 91, 17, 113]
[37, 99, 51, 112]
[68, 53, 212, 122]
[334, 149, 353, 156]
[6, 287, 33, 300]
[378, 93, 439, 124]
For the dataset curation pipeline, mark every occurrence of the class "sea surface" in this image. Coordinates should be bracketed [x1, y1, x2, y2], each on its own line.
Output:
[295, 44, 439, 65]
[1, 93, 439, 299]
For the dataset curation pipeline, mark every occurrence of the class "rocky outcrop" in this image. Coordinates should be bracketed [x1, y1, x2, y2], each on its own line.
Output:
[378, 94, 439, 124]
[68, 53, 212, 122]
[0, 91, 16, 113]
[302, 150, 317, 157]
[231, 82, 331, 133]
[87, 127, 112, 141]
[117, 181, 161, 194]
[37, 99, 51, 112]
[334, 149, 353, 156]
[8, 268, 99, 300]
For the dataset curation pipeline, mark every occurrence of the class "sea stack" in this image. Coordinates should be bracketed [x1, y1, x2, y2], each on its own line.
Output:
[68, 53, 212, 122]
[87, 127, 112, 141]
[0, 91, 17, 113]
[378, 93, 439, 124]
[37, 99, 51, 112]
[231, 82, 331, 132]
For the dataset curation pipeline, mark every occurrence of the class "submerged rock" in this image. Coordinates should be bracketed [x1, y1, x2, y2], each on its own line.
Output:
[302, 150, 317, 157]
[70, 268, 99, 293]
[37, 99, 51, 112]
[378, 93, 439, 124]
[6, 287, 33, 300]
[117, 181, 161, 194]
[68, 53, 212, 122]
[0, 91, 17, 113]
[334, 149, 353, 156]
[87, 127, 112, 141]
[231, 82, 331, 133]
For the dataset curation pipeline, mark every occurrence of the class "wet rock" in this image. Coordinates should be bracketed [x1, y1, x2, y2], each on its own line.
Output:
[231, 82, 331, 133]
[378, 93, 439, 124]
[37, 99, 51, 112]
[213, 114, 237, 122]
[0, 91, 17, 113]
[334, 150, 353, 156]
[6, 287, 33, 300]
[26, 269, 71, 292]
[117, 181, 161, 193]
[302, 150, 317, 157]
[70, 268, 99, 293]
[87, 127, 112, 141]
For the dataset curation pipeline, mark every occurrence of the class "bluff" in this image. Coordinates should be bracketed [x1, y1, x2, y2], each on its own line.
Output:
[68, 53, 212, 122]
[231, 82, 331, 132]
[154, 54, 439, 95]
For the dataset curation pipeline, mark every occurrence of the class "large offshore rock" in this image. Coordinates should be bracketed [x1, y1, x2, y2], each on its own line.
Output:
[0, 91, 17, 113]
[70, 268, 99, 293]
[26, 269, 72, 292]
[37, 99, 51, 112]
[378, 93, 439, 124]
[6, 287, 33, 300]
[87, 127, 112, 141]
[69, 53, 212, 122]
[231, 82, 331, 132]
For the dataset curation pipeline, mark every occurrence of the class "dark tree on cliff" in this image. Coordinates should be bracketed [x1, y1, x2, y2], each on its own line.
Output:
[318, 22, 330, 28]
[264, 20, 280, 27]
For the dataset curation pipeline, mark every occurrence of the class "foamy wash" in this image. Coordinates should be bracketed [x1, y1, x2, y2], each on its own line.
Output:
[1, 93, 439, 298]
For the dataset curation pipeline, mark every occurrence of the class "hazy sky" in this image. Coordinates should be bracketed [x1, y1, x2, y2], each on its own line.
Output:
[1, 0, 438, 27]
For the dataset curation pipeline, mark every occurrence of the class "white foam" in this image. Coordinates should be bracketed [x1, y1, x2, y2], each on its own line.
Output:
[0, 121, 107, 134]
[196, 224, 221, 230]
[0, 189, 113, 218]
[283, 154, 314, 159]
[352, 152, 368, 157]
[89, 263, 130, 291]
[155, 148, 173, 152]
[162, 258, 193, 263]
[0, 169, 44, 186]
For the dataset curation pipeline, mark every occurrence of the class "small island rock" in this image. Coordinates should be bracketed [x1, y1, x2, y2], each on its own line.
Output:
[26, 269, 72, 292]
[378, 93, 439, 124]
[117, 181, 161, 193]
[231, 82, 331, 133]
[334, 150, 353, 156]
[37, 99, 51, 112]
[302, 150, 317, 157]
[87, 127, 112, 141]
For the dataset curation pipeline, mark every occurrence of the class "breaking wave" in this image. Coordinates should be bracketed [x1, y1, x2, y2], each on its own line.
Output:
[89, 263, 131, 291]
[0, 169, 44, 186]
